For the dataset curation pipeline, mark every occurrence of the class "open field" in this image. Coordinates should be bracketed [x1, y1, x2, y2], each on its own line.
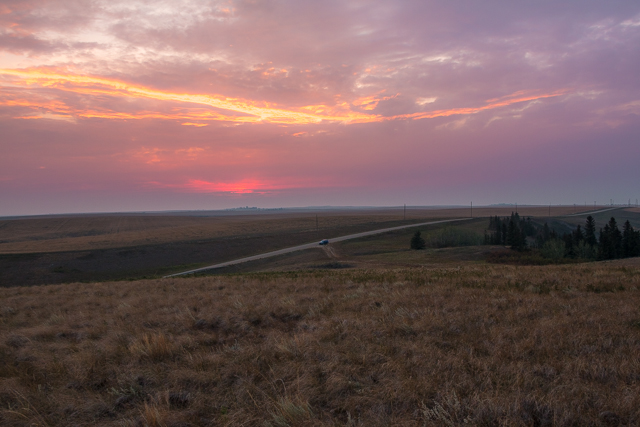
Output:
[203, 219, 492, 276]
[2, 207, 640, 425]
[0, 206, 605, 287]
[0, 208, 451, 286]
[202, 209, 640, 277]
[0, 206, 590, 254]
[1, 262, 639, 426]
[0, 211, 422, 254]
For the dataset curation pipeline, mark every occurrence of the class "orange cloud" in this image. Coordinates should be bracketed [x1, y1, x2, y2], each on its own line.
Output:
[181, 122, 208, 127]
[129, 147, 206, 166]
[352, 91, 398, 111]
[0, 68, 373, 124]
[390, 89, 570, 121]
[0, 68, 570, 126]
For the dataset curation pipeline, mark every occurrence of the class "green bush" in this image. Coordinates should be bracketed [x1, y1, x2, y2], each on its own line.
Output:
[427, 227, 483, 248]
[574, 241, 596, 260]
[540, 239, 565, 261]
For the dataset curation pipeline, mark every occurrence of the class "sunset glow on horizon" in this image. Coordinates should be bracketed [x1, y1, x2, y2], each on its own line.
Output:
[1, 1, 639, 215]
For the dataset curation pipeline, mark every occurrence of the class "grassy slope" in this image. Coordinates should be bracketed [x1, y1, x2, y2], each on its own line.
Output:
[202, 219, 492, 275]
[0, 207, 595, 287]
[532, 208, 640, 236]
[0, 212, 447, 287]
[1, 263, 639, 426]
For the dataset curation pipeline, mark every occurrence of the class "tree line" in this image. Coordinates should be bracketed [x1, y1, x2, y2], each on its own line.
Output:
[485, 213, 536, 250]
[485, 214, 640, 261]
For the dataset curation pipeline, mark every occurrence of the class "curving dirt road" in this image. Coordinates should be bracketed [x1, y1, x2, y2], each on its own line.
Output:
[164, 217, 472, 278]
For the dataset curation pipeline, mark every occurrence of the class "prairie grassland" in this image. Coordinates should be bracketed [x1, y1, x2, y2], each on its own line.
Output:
[1, 262, 639, 426]
[211, 220, 492, 276]
[0, 206, 585, 254]
[0, 210, 468, 286]
[0, 210, 432, 254]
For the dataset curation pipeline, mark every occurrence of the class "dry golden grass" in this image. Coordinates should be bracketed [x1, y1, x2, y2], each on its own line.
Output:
[1, 263, 639, 426]
[0, 207, 584, 254]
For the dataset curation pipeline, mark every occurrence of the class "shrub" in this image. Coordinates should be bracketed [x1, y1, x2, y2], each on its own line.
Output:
[410, 231, 426, 250]
[540, 239, 565, 261]
[428, 227, 483, 248]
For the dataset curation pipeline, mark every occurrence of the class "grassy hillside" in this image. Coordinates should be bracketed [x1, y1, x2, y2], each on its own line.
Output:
[0, 210, 446, 286]
[1, 262, 639, 426]
[200, 219, 491, 276]
[0, 207, 598, 286]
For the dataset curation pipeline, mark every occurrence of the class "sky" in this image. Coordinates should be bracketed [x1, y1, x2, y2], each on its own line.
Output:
[1, 0, 639, 216]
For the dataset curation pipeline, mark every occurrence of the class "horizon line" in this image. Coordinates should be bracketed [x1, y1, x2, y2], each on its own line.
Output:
[0, 203, 629, 220]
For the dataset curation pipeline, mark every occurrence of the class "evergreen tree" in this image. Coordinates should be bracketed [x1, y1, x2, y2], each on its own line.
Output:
[522, 217, 536, 237]
[573, 225, 584, 245]
[562, 232, 575, 258]
[506, 215, 526, 251]
[501, 221, 508, 245]
[493, 217, 503, 244]
[506, 217, 518, 248]
[410, 231, 426, 250]
[633, 229, 640, 257]
[622, 220, 640, 257]
[608, 217, 622, 258]
[520, 225, 528, 249]
[536, 223, 551, 248]
[487, 215, 535, 249]
[598, 225, 613, 260]
[584, 216, 597, 247]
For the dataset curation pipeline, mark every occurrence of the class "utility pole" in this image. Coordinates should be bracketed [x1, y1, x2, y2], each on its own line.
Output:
[515, 203, 517, 214]
[403, 204, 406, 220]
[470, 201, 473, 218]
[316, 214, 318, 232]
[549, 205, 551, 217]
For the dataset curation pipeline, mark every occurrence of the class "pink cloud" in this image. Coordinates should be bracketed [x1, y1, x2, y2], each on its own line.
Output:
[1, 1, 640, 215]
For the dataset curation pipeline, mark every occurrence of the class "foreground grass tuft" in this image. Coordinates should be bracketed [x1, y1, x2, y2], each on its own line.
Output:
[128, 333, 177, 361]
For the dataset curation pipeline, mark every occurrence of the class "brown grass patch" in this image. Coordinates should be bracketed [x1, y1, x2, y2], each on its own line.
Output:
[0, 263, 639, 425]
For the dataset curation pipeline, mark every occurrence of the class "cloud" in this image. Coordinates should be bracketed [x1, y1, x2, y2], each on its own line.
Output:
[416, 97, 437, 106]
[0, 68, 572, 126]
[148, 177, 315, 194]
[128, 146, 207, 166]
[1, 1, 640, 215]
